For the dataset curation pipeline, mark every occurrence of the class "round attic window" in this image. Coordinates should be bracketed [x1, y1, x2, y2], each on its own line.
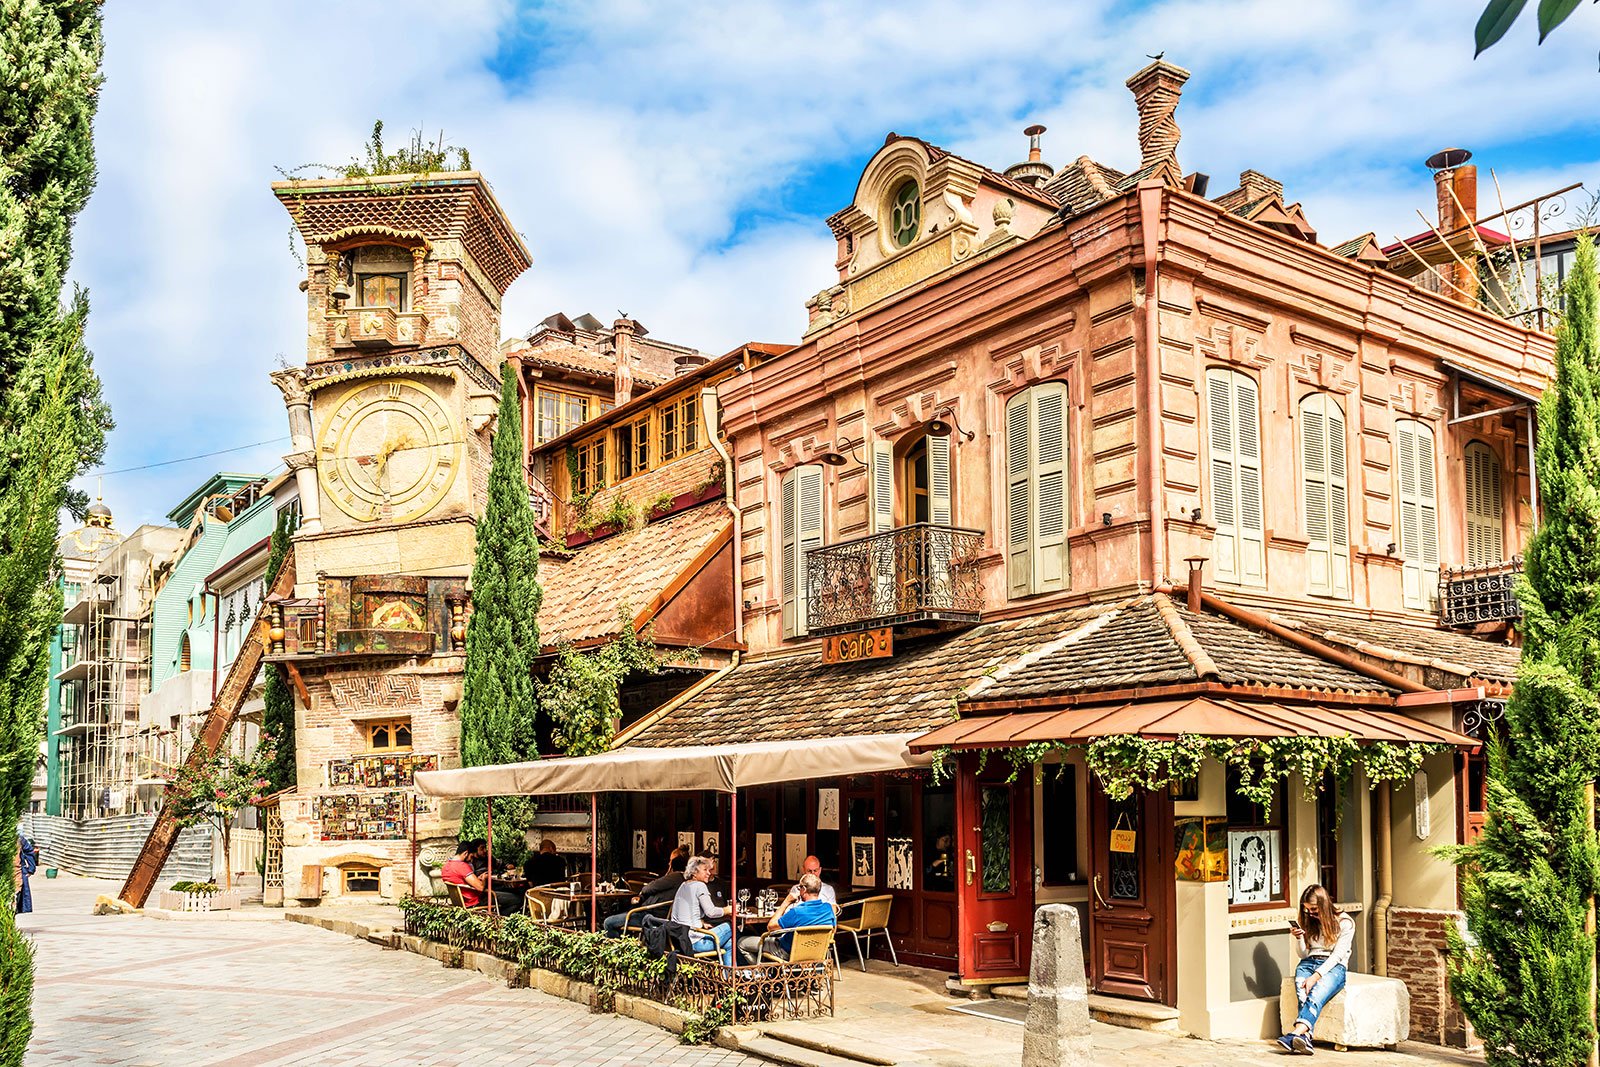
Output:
[890, 180, 921, 248]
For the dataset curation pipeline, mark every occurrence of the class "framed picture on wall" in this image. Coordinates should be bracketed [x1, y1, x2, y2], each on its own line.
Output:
[678, 830, 696, 855]
[818, 788, 840, 831]
[702, 831, 720, 859]
[886, 837, 913, 890]
[851, 836, 875, 887]
[785, 833, 807, 880]
[632, 830, 647, 869]
[1227, 828, 1280, 904]
[755, 833, 774, 880]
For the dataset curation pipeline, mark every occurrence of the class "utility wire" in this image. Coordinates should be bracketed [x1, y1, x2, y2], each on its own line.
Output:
[89, 437, 292, 476]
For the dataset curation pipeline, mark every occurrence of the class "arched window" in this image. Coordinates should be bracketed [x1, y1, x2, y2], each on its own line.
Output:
[890, 180, 921, 248]
[1395, 419, 1440, 608]
[1299, 393, 1349, 597]
[1464, 441, 1504, 568]
[1004, 383, 1069, 597]
[178, 634, 191, 674]
[1205, 369, 1265, 584]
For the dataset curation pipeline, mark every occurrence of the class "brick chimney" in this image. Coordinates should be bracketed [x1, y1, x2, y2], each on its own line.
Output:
[1126, 59, 1192, 179]
[1427, 148, 1479, 307]
[612, 318, 637, 405]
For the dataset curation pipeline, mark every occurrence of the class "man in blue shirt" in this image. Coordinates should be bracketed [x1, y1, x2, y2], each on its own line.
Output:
[738, 873, 835, 963]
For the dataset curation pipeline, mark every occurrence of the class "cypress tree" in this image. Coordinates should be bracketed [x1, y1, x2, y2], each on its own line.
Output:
[1450, 235, 1600, 1067]
[0, 5, 109, 1060]
[259, 509, 298, 794]
[458, 364, 542, 860]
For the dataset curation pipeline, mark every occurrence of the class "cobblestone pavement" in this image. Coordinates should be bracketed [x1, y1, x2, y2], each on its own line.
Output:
[21, 875, 754, 1067]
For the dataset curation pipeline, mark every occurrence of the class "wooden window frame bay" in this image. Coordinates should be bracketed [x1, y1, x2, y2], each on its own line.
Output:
[363, 717, 413, 754]
[1004, 382, 1069, 598]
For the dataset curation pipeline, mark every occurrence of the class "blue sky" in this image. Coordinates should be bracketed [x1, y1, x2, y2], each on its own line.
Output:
[68, 1, 1600, 531]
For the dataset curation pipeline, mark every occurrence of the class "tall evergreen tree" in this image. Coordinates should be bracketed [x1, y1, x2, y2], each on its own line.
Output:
[259, 509, 298, 794]
[1450, 235, 1600, 1067]
[0, 5, 109, 1060]
[458, 364, 542, 860]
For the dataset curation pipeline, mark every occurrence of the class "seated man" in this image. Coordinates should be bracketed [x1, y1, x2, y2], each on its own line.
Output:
[671, 856, 734, 965]
[523, 839, 567, 887]
[604, 850, 688, 938]
[441, 840, 488, 908]
[468, 839, 526, 916]
[798, 855, 837, 907]
[739, 873, 835, 963]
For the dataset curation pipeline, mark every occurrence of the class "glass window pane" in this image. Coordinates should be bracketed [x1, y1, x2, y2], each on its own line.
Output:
[980, 785, 1011, 893]
[922, 783, 955, 892]
[1040, 765, 1079, 885]
[360, 275, 402, 309]
[1108, 795, 1141, 900]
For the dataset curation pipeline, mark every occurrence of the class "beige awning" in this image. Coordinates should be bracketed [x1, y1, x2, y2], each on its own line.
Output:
[413, 732, 932, 798]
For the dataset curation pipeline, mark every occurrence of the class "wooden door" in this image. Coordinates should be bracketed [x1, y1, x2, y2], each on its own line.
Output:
[1087, 785, 1175, 1004]
[956, 757, 1035, 982]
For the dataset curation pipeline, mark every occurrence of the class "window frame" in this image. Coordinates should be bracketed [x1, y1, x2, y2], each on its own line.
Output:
[1298, 392, 1350, 598]
[572, 435, 608, 497]
[356, 272, 407, 312]
[780, 464, 825, 639]
[362, 717, 414, 754]
[890, 179, 921, 248]
[534, 386, 593, 444]
[1206, 367, 1266, 586]
[1004, 382, 1069, 598]
[1225, 766, 1289, 912]
[1395, 419, 1440, 608]
[342, 864, 382, 895]
[1463, 440, 1504, 569]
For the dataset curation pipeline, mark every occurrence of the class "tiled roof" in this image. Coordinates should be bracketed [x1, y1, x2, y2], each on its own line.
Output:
[625, 595, 1392, 748]
[538, 502, 730, 646]
[1268, 608, 1521, 685]
[970, 595, 1388, 703]
[1042, 157, 1128, 212]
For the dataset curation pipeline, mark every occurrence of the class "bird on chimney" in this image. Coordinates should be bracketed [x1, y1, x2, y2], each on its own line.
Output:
[1147, 52, 1165, 60]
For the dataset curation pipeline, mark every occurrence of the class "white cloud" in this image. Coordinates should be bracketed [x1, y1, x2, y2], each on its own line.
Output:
[67, 1, 1597, 528]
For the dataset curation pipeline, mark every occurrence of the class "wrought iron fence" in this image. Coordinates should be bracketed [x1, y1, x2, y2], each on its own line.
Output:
[805, 523, 984, 636]
[1438, 557, 1522, 627]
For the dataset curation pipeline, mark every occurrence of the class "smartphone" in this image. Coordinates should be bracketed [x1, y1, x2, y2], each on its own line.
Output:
[1288, 921, 1303, 934]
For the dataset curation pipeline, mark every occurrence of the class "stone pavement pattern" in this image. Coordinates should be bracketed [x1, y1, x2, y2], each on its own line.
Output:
[20, 875, 1484, 1067]
[22, 875, 754, 1066]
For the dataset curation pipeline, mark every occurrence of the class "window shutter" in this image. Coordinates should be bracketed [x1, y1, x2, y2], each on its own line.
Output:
[1396, 421, 1439, 608]
[928, 432, 952, 526]
[871, 439, 895, 534]
[781, 471, 798, 638]
[1032, 384, 1069, 593]
[796, 464, 825, 634]
[1006, 395, 1032, 597]
[1328, 403, 1349, 596]
[1234, 376, 1265, 583]
[1464, 443, 1503, 568]
[1300, 394, 1348, 597]
[1206, 370, 1240, 580]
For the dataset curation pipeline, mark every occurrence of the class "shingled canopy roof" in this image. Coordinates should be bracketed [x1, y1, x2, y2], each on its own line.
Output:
[1268, 607, 1521, 687]
[622, 594, 1403, 750]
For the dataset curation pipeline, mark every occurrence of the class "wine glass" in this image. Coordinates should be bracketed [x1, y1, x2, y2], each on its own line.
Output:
[738, 887, 751, 910]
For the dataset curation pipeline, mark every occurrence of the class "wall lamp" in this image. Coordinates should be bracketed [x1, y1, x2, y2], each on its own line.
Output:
[926, 409, 975, 441]
[819, 439, 867, 467]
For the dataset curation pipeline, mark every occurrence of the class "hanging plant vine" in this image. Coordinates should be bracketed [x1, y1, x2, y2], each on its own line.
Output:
[541, 608, 696, 756]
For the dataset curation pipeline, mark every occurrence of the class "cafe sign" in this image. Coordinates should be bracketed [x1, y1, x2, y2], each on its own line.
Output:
[822, 627, 894, 665]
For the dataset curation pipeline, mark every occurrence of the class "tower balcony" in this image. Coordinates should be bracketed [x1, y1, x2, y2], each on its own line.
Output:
[805, 523, 984, 637]
[332, 306, 429, 349]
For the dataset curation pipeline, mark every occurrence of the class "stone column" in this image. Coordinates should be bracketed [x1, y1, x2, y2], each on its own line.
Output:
[271, 367, 323, 535]
[1022, 904, 1092, 1067]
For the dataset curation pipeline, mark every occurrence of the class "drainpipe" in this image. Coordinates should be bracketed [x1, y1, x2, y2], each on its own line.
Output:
[1373, 782, 1392, 977]
[1138, 182, 1167, 587]
[704, 383, 743, 642]
[210, 587, 221, 702]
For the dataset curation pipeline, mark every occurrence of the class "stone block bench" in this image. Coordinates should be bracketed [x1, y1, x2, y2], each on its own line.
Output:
[1278, 972, 1410, 1051]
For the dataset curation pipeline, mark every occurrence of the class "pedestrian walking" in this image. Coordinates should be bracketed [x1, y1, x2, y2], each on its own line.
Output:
[16, 831, 39, 914]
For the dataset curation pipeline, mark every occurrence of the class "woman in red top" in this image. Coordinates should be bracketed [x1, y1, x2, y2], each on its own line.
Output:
[441, 840, 487, 907]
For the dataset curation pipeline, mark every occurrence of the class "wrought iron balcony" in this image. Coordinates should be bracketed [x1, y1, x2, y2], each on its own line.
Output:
[1439, 557, 1522, 628]
[805, 523, 984, 637]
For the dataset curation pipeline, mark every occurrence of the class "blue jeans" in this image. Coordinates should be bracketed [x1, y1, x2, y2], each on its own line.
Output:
[690, 922, 734, 965]
[1293, 957, 1347, 1033]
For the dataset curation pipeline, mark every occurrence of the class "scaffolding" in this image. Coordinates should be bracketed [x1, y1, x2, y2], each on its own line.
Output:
[57, 571, 152, 821]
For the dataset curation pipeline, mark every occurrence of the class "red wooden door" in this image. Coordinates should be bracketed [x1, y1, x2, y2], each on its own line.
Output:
[1087, 785, 1175, 1004]
[956, 756, 1035, 983]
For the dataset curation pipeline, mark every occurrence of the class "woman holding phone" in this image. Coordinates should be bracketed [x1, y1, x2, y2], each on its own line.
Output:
[1277, 884, 1355, 1054]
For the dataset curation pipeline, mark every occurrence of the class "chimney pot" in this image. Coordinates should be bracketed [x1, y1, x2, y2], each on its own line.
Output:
[1126, 59, 1191, 176]
[1184, 556, 1207, 612]
[1024, 123, 1046, 163]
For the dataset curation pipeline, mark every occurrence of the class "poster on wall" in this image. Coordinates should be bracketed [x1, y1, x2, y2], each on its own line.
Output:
[886, 837, 914, 890]
[632, 830, 647, 870]
[702, 831, 720, 859]
[785, 833, 807, 880]
[1227, 829, 1280, 904]
[851, 836, 876, 886]
[817, 788, 840, 831]
[678, 830, 696, 855]
[1174, 816, 1228, 883]
[756, 833, 774, 880]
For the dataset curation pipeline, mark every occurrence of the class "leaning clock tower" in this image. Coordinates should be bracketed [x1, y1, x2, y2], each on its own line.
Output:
[265, 171, 530, 906]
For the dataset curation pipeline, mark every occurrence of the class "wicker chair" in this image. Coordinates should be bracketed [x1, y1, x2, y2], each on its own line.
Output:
[616, 897, 671, 936]
[835, 895, 897, 970]
[754, 924, 836, 964]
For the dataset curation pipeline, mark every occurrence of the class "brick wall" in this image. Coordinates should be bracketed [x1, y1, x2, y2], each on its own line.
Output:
[1386, 906, 1472, 1046]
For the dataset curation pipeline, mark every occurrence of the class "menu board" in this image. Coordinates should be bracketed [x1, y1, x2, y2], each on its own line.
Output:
[313, 791, 411, 840]
[327, 753, 439, 789]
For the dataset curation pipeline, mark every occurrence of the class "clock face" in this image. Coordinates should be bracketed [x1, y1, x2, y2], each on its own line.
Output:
[317, 377, 461, 524]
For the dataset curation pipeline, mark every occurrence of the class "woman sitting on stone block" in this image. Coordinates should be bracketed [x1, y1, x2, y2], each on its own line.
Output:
[1277, 883, 1354, 1055]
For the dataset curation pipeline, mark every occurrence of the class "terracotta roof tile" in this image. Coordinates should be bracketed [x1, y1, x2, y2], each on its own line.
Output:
[1269, 608, 1521, 685]
[539, 502, 729, 646]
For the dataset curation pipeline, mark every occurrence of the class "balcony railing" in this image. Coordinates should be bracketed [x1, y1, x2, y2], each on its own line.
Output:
[1439, 557, 1523, 627]
[805, 523, 984, 637]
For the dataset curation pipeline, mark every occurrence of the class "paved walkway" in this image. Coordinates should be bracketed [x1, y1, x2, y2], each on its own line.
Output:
[21, 874, 753, 1066]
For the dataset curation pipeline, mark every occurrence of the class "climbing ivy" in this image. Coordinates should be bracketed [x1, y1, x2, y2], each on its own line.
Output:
[930, 735, 1443, 816]
[541, 610, 691, 756]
